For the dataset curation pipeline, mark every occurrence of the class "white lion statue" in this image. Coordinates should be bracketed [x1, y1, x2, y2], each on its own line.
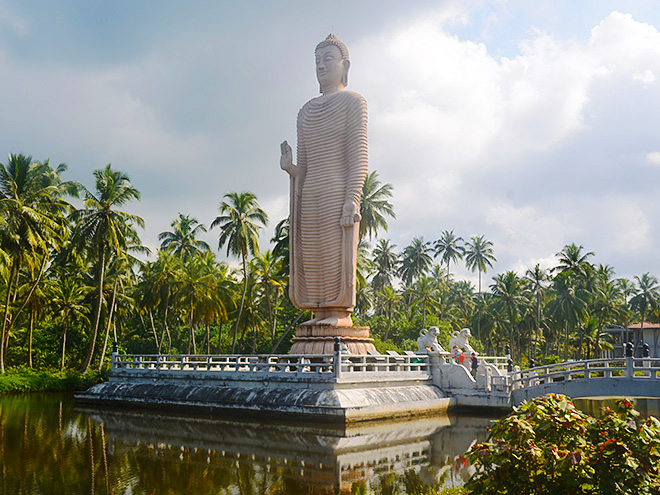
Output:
[449, 328, 477, 355]
[417, 327, 445, 353]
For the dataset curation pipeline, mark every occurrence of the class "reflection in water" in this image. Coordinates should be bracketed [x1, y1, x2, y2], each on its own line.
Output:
[4, 395, 657, 494]
[0, 394, 497, 495]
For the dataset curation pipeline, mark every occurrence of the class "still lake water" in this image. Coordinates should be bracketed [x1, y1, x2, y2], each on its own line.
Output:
[2, 394, 658, 495]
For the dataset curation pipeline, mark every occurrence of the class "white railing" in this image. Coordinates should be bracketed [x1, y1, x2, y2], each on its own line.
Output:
[340, 354, 430, 375]
[511, 357, 660, 390]
[113, 353, 337, 380]
[479, 356, 509, 374]
[111, 352, 432, 383]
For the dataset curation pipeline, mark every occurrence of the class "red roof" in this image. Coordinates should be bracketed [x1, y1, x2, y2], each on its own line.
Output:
[627, 322, 660, 330]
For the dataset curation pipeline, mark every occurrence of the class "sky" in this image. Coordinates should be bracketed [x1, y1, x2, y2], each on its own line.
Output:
[1, 0, 659, 287]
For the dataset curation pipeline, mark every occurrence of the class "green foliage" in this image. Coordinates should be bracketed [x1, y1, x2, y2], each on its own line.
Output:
[540, 354, 562, 366]
[372, 335, 404, 354]
[465, 394, 660, 494]
[0, 367, 106, 393]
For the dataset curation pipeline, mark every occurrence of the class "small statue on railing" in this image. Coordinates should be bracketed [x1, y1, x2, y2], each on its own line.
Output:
[449, 328, 477, 356]
[417, 327, 446, 353]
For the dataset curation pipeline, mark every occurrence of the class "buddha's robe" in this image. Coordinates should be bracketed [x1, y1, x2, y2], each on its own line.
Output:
[289, 90, 368, 311]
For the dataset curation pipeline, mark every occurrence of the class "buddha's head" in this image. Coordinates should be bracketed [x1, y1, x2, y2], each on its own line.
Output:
[315, 34, 350, 93]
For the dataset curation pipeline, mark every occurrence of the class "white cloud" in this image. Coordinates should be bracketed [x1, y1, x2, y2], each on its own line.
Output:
[646, 152, 660, 165]
[485, 202, 568, 261]
[633, 69, 656, 84]
[610, 204, 651, 254]
[2, 4, 660, 278]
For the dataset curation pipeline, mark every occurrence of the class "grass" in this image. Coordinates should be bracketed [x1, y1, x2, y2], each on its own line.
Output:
[0, 367, 106, 393]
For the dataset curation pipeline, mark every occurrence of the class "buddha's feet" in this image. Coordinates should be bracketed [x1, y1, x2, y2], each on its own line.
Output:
[301, 310, 353, 327]
[314, 315, 353, 326]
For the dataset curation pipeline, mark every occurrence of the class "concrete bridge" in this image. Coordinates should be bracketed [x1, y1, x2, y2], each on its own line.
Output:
[511, 357, 660, 405]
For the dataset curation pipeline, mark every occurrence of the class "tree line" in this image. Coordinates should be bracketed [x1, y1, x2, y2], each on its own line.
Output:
[1, 153, 659, 373]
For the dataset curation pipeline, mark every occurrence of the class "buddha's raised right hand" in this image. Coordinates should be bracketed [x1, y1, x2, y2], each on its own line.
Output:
[280, 141, 295, 175]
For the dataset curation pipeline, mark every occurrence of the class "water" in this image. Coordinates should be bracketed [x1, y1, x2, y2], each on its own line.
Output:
[3, 395, 657, 494]
[1, 394, 497, 495]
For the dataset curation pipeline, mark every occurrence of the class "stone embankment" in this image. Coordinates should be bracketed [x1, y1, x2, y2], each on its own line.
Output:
[76, 350, 512, 422]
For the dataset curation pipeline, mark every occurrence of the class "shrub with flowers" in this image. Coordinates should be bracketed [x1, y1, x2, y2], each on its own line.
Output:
[465, 394, 660, 494]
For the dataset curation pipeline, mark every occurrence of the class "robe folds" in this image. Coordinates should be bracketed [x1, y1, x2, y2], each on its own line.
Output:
[289, 90, 368, 310]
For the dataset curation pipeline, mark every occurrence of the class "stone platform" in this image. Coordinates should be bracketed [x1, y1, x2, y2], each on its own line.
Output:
[75, 352, 513, 424]
[289, 325, 376, 355]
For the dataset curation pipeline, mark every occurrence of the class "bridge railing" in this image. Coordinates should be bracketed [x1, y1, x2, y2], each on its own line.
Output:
[111, 352, 432, 383]
[511, 357, 660, 390]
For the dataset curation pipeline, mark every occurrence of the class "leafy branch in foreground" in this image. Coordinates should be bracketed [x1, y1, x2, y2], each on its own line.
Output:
[466, 394, 660, 494]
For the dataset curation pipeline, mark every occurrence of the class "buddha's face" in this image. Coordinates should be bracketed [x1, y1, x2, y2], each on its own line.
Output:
[316, 45, 347, 92]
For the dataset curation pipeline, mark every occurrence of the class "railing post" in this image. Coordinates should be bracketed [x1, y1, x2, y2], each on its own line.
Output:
[333, 337, 342, 379]
[429, 352, 441, 388]
[626, 355, 634, 378]
[484, 365, 492, 392]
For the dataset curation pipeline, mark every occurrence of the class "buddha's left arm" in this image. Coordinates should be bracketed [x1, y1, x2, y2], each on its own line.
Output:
[342, 94, 368, 224]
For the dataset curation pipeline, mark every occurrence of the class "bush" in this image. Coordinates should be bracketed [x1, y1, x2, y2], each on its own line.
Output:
[465, 394, 660, 494]
[0, 367, 106, 394]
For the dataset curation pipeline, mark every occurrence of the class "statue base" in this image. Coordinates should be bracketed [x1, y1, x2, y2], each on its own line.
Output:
[289, 325, 376, 355]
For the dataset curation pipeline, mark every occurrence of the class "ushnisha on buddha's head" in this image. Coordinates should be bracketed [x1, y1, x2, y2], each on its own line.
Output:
[315, 34, 350, 94]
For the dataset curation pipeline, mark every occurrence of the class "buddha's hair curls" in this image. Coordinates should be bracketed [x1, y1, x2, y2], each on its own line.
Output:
[315, 33, 350, 61]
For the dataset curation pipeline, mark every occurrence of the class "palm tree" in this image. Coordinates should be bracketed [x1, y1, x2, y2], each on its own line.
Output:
[359, 171, 395, 240]
[592, 278, 625, 357]
[398, 237, 433, 285]
[97, 251, 142, 370]
[175, 251, 227, 354]
[554, 243, 594, 279]
[139, 250, 182, 353]
[250, 250, 285, 346]
[210, 191, 268, 354]
[158, 213, 210, 260]
[0, 154, 77, 372]
[433, 230, 465, 321]
[547, 271, 590, 360]
[270, 218, 289, 277]
[410, 276, 440, 328]
[377, 286, 402, 340]
[630, 273, 660, 354]
[71, 164, 143, 373]
[47, 276, 90, 370]
[490, 271, 525, 359]
[465, 235, 496, 294]
[370, 239, 398, 292]
[525, 264, 548, 360]
[582, 316, 613, 359]
[355, 239, 374, 317]
[434, 230, 465, 285]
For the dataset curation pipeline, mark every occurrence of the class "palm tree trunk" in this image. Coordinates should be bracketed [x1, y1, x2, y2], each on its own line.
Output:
[82, 245, 106, 373]
[270, 310, 306, 354]
[27, 308, 34, 369]
[421, 298, 427, 328]
[98, 277, 119, 370]
[271, 294, 279, 348]
[231, 254, 249, 354]
[7, 254, 48, 339]
[217, 322, 224, 353]
[160, 290, 171, 353]
[61, 319, 69, 371]
[145, 311, 160, 352]
[0, 260, 18, 373]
